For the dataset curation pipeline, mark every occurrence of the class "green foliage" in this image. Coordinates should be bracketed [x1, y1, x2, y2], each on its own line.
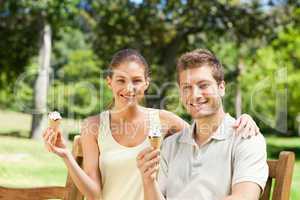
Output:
[1, 0, 299, 132]
[241, 22, 300, 134]
[0, 0, 79, 74]
[49, 49, 112, 118]
[89, 0, 277, 88]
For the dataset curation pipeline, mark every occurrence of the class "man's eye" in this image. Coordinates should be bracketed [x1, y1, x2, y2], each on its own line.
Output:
[117, 79, 125, 83]
[200, 84, 209, 89]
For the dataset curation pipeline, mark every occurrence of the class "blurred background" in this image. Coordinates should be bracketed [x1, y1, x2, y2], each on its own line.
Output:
[0, 0, 299, 199]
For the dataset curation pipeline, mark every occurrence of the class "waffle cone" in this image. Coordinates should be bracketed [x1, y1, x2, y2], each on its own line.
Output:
[49, 119, 60, 130]
[148, 136, 161, 149]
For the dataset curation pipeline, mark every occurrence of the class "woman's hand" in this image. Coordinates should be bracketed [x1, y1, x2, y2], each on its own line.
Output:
[137, 147, 160, 185]
[42, 128, 70, 158]
[233, 114, 260, 138]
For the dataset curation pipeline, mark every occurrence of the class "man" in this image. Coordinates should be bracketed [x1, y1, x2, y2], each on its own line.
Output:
[137, 49, 268, 200]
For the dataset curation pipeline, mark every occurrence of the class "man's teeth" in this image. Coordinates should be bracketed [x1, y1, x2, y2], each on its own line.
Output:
[191, 101, 207, 106]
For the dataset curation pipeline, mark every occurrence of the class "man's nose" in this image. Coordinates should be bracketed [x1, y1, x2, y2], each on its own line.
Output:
[192, 86, 203, 98]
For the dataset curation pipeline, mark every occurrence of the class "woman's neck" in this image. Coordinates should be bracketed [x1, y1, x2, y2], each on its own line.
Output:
[111, 104, 144, 122]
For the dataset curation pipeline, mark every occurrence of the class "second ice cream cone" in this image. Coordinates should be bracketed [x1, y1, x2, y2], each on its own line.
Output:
[148, 136, 161, 149]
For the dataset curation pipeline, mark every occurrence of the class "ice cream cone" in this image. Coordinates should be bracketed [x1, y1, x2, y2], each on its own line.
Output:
[148, 134, 161, 180]
[49, 119, 61, 130]
[48, 111, 62, 145]
[148, 136, 162, 149]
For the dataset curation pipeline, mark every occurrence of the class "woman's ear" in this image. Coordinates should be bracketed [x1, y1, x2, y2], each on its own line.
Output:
[106, 76, 112, 89]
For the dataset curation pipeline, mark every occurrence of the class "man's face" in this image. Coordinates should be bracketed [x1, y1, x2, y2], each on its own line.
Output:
[179, 65, 225, 119]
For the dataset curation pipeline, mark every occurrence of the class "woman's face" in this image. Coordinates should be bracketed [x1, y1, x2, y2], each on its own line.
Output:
[107, 61, 150, 108]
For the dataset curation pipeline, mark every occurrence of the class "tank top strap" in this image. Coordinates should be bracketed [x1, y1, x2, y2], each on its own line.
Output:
[98, 110, 111, 152]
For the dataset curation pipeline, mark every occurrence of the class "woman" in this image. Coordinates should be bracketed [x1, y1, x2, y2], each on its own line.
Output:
[42, 49, 259, 200]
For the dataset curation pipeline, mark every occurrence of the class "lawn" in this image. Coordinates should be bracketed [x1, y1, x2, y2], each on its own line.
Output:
[0, 110, 299, 199]
[0, 136, 69, 187]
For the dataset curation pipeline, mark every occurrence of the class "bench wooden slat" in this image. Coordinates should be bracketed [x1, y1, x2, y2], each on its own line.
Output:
[272, 151, 295, 200]
[267, 160, 278, 178]
[0, 186, 65, 200]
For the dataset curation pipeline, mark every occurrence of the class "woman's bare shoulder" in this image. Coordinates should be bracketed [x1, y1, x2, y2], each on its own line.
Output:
[159, 109, 188, 125]
[158, 109, 189, 135]
[81, 114, 101, 139]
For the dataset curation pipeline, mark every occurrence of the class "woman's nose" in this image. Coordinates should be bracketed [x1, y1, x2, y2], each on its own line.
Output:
[127, 82, 135, 93]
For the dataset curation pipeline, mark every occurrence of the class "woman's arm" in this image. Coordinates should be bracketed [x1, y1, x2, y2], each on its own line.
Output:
[43, 116, 102, 200]
[159, 110, 189, 137]
[160, 110, 260, 138]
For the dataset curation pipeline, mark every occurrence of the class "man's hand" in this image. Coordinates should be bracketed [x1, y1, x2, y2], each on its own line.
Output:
[136, 147, 160, 185]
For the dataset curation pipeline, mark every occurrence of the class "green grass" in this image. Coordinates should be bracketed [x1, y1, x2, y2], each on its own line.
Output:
[0, 136, 70, 187]
[266, 136, 300, 200]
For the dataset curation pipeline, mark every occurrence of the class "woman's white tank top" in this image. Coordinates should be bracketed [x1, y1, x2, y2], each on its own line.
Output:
[98, 109, 162, 200]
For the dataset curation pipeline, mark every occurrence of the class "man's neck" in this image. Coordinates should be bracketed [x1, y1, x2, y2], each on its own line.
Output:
[194, 108, 226, 146]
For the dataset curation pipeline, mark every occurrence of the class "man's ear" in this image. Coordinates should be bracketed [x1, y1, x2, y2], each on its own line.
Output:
[106, 76, 112, 89]
[145, 77, 150, 90]
[218, 80, 226, 97]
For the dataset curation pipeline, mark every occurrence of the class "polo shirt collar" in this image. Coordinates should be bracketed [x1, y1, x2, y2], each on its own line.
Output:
[179, 113, 233, 145]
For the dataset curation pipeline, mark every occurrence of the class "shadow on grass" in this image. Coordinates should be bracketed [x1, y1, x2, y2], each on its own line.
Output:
[267, 144, 300, 160]
[0, 131, 80, 141]
[0, 131, 29, 138]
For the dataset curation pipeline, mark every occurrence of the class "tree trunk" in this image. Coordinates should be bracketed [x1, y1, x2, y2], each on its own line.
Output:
[275, 68, 288, 135]
[30, 23, 52, 139]
[235, 58, 244, 118]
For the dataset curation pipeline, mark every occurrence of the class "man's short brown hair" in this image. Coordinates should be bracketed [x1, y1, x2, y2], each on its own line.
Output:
[176, 49, 224, 84]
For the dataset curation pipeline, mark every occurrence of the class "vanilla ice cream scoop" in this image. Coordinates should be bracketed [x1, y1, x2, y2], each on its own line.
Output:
[48, 111, 62, 129]
[48, 111, 62, 121]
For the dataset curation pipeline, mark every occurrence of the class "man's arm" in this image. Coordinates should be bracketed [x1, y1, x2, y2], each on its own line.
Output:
[229, 133, 268, 200]
[223, 182, 261, 200]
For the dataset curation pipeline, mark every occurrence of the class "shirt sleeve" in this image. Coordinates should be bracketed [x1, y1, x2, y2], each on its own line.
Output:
[232, 134, 269, 191]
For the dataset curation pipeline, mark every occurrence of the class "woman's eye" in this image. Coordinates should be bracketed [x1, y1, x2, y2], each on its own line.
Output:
[133, 80, 142, 83]
[117, 79, 125, 83]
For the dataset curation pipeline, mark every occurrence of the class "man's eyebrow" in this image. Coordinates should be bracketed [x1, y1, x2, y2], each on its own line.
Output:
[197, 80, 211, 84]
[115, 75, 126, 78]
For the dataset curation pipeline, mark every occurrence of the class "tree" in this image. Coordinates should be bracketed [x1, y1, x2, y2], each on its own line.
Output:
[241, 5, 300, 135]
[0, 0, 80, 138]
[87, 0, 288, 112]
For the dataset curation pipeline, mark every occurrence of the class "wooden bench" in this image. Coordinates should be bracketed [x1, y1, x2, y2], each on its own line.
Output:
[0, 136, 296, 200]
[261, 151, 295, 200]
[0, 136, 84, 200]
